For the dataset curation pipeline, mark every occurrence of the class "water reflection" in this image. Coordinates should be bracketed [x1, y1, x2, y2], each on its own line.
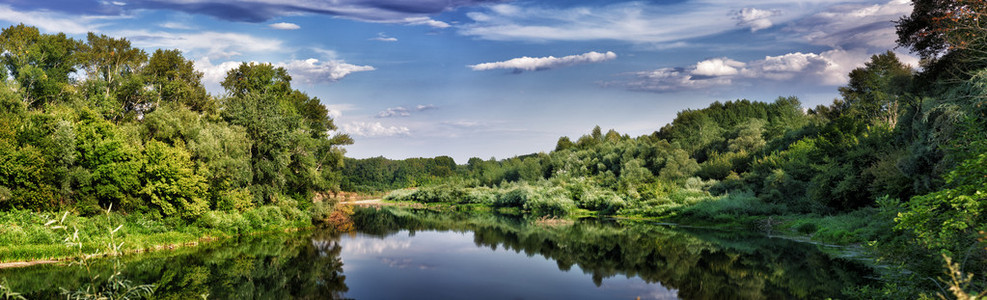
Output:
[0, 207, 875, 299]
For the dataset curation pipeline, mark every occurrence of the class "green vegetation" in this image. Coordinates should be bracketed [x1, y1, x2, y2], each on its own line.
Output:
[0, 24, 348, 262]
[345, 1, 987, 295]
[4, 0, 987, 297]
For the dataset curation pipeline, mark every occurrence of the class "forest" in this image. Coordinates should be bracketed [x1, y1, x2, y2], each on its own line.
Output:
[0, 0, 986, 297]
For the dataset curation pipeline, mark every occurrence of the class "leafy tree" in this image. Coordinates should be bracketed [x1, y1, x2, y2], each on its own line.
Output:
[0, 24, 80, 106]
[142, 49, 212, 113]
[838, 51, 915, 128]
[141, 140, 209, 219]
[79, 33, 147, 101]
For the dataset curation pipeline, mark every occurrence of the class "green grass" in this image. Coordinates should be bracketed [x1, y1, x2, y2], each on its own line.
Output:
[0, 205, 314, 263]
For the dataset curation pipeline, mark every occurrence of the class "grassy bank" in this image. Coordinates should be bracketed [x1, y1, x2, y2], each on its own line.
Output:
[0, 204, 319, 264]
[381, 181, 897, 246]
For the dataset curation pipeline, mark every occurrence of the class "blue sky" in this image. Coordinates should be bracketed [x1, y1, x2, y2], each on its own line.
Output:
[0, 0, 916, 163]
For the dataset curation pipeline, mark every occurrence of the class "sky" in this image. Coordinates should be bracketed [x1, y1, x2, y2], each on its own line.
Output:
[0, 0, 918, 163]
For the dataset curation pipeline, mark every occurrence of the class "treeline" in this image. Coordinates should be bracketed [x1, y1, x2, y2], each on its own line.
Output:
[341, 156, 457, 192]
[0, 24, 351, 219]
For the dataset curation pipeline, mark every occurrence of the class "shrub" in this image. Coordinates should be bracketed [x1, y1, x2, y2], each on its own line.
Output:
[494, 185, 532, 208]
[524, 187, 575, 217]
[577, 189, 626, 215]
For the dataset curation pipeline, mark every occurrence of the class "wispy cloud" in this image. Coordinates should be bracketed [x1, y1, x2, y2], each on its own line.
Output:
[49, 0, 496, 26]
[117, 29, 284, 59]
[0, 4, 102, 34]
[269, 22, 300, 30]
[470, 51, 616, 72]
[459, 1, 847, 43]
[786, 0, 912, 50]
[342, 121, 411, 137]
[376, 105, 438, 118]
[371, 33, 398, 42]
[733, 8, 781, 32]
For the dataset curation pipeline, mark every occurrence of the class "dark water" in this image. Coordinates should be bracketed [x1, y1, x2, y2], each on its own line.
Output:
[0, 207, 876, 299]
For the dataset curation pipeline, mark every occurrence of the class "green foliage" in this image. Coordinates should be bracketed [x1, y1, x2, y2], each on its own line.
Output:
[141, 141, 209, 220]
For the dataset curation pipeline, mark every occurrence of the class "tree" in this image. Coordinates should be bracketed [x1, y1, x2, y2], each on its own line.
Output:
[79, 33, 147, 100]
[897, 0, 987, 59]
[141, 49, 212, 113]
[221, 62, 291, 98]
[0, 24, 80, 106]
[838, 51, 914, 128]
[897, 0, 987, 79]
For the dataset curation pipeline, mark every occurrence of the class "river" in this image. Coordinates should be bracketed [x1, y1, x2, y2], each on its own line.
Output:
[0, 207, 876, 299]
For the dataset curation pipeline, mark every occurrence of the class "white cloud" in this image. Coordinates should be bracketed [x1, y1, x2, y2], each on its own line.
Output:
[402, 17, 450, 28]
[611, 48, 880, 92]
[117, 29, 283, 59]
[693, 58, 745, 76]
[0, 5, 99, 34]
[159, 22, 196, 30]
[277, 58, 375, 84]
[788, 0, 912, 49]
[326, 104, 355, 120]
[194, 56, 373, 93]
[470, 51, 617, 72]
[371, 33, 398, 42]
[733, 8, 780, 32]
[459, 1, 849, 43]
[377, 107, 411, 118]
[616, 67, 733, 93]
[341, 122, 411, 137]
[376, 104, 437, 118]
[269, 22, 300, 30]
[193, 57, 244, 91]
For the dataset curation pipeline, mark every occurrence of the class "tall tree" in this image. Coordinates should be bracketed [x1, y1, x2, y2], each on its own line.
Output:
[142, 49, 212, 113]
[79, 33, 147, 98]
[0, 24, 80, 107]
[838, 51, 915, 128]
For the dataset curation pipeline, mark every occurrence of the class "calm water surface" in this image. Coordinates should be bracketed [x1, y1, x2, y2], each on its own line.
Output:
[0, 207, 876, 299]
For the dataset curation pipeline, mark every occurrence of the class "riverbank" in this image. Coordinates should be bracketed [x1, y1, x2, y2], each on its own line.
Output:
[0, 204, 315, 265]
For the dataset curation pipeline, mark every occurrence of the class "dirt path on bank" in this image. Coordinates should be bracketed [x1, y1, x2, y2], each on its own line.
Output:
[0, 260, 61, 269]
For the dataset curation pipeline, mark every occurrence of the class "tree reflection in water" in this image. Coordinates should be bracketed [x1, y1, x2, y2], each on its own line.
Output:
[0, 206, 875, 299]
[0, 231, 350, 299]
[348, 207, 876, 300]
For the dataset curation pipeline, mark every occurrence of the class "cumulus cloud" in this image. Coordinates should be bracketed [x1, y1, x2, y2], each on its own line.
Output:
[693, 58, 745, 76]
[269, 22, 300, 30]
[326, 104, 356, 120]
[610, 49, 878, 92]
[341, 122, 411, 137]
[193, 58, 244, 90]
[733, 8, 780, 32]
[194, 57, 373, 93]
[470, 51, 616, 72]
[277, 58, 375, 84]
